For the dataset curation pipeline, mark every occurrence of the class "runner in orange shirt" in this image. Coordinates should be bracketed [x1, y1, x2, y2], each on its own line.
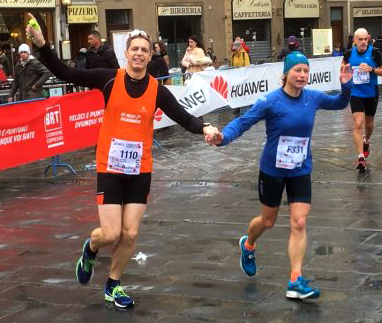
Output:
[27, 13, 219, 308]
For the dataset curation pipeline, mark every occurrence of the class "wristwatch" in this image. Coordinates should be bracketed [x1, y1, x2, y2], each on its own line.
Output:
[203, 122, 211, 127]
[371, 67, 375, 73]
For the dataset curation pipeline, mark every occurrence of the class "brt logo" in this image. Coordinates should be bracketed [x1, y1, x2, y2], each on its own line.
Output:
[44, 105, 63, 132]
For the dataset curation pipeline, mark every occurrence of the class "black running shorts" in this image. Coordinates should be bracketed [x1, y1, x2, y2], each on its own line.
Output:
[97, 172, 151, 205]
[350, 96, 379, 116]
[258, 171, 311, 207]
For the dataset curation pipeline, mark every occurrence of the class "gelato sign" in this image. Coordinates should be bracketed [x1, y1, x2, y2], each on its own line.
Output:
[233, 0, 272, 20]
[353, 7, 382, 17]
[0, 0, 55, 7]
[284, 0, 319, 18]
[158, 6, 202, 16]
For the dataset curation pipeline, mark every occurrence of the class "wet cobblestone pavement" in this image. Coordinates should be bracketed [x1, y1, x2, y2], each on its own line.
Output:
[0, 102, 382, 322]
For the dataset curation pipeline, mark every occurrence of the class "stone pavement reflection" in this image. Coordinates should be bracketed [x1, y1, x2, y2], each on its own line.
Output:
[0, 103, 382, 322]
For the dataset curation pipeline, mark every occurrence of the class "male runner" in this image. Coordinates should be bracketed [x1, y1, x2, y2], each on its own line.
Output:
[27, 13, 219, 308]
[342, 28, 382, 170]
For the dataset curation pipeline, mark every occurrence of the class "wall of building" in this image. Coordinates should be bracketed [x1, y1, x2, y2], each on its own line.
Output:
[94, 0, 228, 64]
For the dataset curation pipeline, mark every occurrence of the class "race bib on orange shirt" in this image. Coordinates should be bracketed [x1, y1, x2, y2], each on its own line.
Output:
[107, 138, 143, 175]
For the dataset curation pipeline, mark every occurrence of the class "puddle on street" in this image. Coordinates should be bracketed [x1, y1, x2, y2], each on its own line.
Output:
[314, 245, 345, 255]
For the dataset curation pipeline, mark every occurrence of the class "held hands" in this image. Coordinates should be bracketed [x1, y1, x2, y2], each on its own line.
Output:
[26, 13, 45, 48]
[340, 63, 352, 84]
[203, 125, 223, 146]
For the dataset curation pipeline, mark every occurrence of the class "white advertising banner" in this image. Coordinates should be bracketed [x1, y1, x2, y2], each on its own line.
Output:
[154, 56, 380, 129]
[153, 74, 228, 129]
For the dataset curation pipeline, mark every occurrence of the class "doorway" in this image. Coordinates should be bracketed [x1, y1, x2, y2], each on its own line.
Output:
[69, 24, 92, 61]
[158, 15, 202, 68]
[331, 7, 343, 48]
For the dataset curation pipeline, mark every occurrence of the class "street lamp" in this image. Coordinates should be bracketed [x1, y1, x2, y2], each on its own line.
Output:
[300, 27, 305, 53]
[252, 32, 257, 64]
[60, 0, 72, 59]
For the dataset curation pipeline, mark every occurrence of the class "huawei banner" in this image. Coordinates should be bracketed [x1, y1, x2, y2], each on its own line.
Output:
[0, 90, 104, 171]
[152, 56, 344, 128]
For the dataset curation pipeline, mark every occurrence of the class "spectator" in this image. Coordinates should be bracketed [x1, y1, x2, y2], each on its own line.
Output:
[277, 35, 304, 61]
[374, 35, 382, 53]
[0, 46, 11, 77]
[181, 35, 211, 74]
[86, 31, 119, 69]
[206, 47, 217, 67]
[7, 43, 50, 102]
[154, 41, 170, 67]
[234, 36, 250, 53]
[230, 40, 250, 67]
[332, 43, 344, 57]
[367, 34, 374, 45]
[147, 45, 169, 84]
[346, 34, 354, 50]
[230, 40, 251, 115]
[74, 48, 87, 69]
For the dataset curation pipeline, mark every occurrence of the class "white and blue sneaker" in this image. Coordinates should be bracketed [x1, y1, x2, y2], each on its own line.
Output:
[286, 276, 320, 299]
[239, 235, 256, 276]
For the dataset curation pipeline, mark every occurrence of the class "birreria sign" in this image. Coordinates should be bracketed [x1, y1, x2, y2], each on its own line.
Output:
[232, 0, 272, 20]
[153, 56, 382, 129]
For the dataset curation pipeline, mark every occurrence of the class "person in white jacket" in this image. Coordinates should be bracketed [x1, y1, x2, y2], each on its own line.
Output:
[181, 35, 211, 74]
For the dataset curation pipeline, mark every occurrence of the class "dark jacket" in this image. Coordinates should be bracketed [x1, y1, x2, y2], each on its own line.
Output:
[9, 56, 51, 101]
[74, 53, 87, 69]
[147, 54, 169, 79]
[277, 46, 304, 61]
[86, 44, 120, 69]
[374, 39, 382, 54]
[0, 52, 11, 76]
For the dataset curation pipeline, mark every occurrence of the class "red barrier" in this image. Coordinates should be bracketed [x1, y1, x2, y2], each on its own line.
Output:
[0, 90, 104, 171]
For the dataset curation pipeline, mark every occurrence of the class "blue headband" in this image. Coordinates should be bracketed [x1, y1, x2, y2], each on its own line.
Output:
[283, 51, 309, 74]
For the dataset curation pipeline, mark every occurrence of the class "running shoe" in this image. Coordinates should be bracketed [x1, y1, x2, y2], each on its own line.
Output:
[239, 235, 256, 276]
[363, 142, 370, 158]
[75, 238, 95, 284]
[104, 284, 134, 308]
[355, 157, 367, 171]
[286, 276, 320, 299]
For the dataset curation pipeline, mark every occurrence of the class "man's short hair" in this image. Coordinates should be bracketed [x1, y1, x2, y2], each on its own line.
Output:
[125, 29, 152, 50]
[89, 30, 101, 39]
[354, 28, 368, 38]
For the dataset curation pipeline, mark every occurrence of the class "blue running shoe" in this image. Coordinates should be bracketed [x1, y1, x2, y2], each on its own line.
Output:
[239, 235, 256, 276]
[104, 284, 134, 308]
[75, 238, 95, 285]
[286, 276, 320, 299]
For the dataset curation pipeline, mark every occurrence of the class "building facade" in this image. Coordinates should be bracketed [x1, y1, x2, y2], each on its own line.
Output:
[0, 1, 55, 56]
[0, 0, 381, 68]
[95, 0, 228, 67]
[324, 1, 382, 48]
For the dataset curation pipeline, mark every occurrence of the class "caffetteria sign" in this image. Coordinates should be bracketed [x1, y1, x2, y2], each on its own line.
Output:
[232, 0, 272, 20]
